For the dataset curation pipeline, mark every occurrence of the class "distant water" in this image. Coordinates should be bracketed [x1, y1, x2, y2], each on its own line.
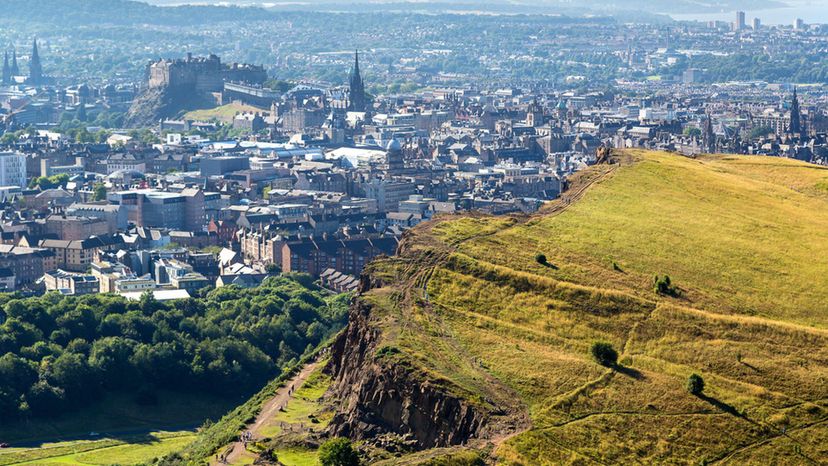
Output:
[669, 2, 828, 25]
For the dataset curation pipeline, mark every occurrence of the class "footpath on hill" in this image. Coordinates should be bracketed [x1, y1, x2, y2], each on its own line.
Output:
[213, 360, 321, 465]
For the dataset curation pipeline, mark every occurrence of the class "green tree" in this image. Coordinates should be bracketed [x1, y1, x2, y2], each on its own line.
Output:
[92, 182, 107, 201]
[590, 341, 618, 367]
[318, 438, 360, 466]
[687, 373, 705, 396]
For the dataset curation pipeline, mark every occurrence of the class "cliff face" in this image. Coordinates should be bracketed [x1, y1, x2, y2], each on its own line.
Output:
[325, 291, 489, 449]
[124, 85, 214, 128]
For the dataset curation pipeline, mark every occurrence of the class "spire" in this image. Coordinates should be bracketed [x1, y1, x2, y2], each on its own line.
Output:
[28, 38, 42, 85]
[348, 49, 366, 112]
[352, 49, 360, 78]
[703, 113, 716, 153]
[2, 52, 9, 85]
[789, 86, 802, 136]
[10, 49, 19, 77]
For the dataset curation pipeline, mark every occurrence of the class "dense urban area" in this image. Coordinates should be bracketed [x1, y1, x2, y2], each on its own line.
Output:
[0, 5, 824, 296]
[0, 1, 827, 465]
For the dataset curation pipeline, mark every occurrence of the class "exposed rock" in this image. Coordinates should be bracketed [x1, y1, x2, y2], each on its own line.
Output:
[124, 85, 214, 128]
[324, 295, 489, 450]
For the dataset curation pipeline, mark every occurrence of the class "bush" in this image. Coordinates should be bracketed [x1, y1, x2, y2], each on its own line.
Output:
[653, 275, 676, 295]
[319, 438, 360, 466]
[687, 373, 705, 395]
[590, 341, 618, 367]
[535, 253, 547, 265]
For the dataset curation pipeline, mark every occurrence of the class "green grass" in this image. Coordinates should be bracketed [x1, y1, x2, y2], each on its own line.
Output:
[1, 431, 195, 466]
[259, 365, 334, 438]
[184, 102, 261, 123]
[273, 448, 318, 466]
[177, 341, 338, 464]
[355, 150, 828, 465]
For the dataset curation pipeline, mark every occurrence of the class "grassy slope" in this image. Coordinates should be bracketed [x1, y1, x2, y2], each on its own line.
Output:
[184, 103, 261, 123]
[450, 151, 828, 327]
[370, 150, 828, 465]
[0, 431, 195, 466]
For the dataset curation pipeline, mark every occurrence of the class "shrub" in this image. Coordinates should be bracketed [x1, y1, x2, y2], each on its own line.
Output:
[653, 275, 676, 295]
[590, 341, 618, 367]
[687, 373, 705, 396]
[535, 253, 547, 265]
[319, 438, 360, 466]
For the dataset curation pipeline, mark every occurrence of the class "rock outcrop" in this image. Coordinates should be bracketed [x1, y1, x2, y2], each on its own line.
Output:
[324, 286, 490, 449]
[124, 85, 214, 128]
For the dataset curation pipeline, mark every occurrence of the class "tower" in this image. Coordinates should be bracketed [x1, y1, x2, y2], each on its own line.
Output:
[789, 87, 802, 136]
[348, 50, 366, 112]
[28, 38, 42, 85]
[10, 49, 19, 77]
[2, 52, 9, 85]
[526, 98, 543, 127]
[703, 114, 716, 153]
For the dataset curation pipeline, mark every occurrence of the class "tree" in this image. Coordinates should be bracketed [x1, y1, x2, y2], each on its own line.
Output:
[92, 183, 107, 201]
[535, 253, 547, 265]
[318, 438, 360, 466]
[590, 341, 617, 367]
[653, 275, 675, 295]
[687, 373, 705, 396]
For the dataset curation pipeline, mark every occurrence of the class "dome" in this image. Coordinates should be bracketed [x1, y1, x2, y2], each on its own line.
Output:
[385, 138, 402, 152]
[107, 169, 144, 180]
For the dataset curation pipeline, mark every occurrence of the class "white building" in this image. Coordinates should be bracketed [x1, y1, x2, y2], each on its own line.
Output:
[0, 152, 26, 188]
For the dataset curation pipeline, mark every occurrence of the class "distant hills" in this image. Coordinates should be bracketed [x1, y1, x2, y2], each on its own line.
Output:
[1, 0, 786, 25]
[144, 0, 786, 16]
[0, 0, 277, 26]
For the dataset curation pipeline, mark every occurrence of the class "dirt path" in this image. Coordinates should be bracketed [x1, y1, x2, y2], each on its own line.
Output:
[215, 360, 321, 465]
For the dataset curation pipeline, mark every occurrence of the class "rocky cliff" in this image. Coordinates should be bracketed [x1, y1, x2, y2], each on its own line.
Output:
[325, 294, 489, 449]
[124, 85, 214, 128]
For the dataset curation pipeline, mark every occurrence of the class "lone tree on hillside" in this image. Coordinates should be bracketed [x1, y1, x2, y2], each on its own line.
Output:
[653, 274, 677, 296]
[590, 341, 618, 367]
[687, 374, 705, 396]
[319, 438, 360, 466]
[535, 253, 547, 265]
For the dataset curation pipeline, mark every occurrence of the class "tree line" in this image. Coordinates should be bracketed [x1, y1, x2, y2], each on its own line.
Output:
[0, 274, 350, 420]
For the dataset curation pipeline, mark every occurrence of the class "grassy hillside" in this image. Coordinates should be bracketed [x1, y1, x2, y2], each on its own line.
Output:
[359, 150, 828, 465]
[184, 103, 262, 124]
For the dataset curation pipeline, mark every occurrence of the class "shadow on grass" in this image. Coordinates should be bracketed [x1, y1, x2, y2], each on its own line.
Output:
[614, 364, 645, 380]
[12, 427, 194, 448]
[696, 394, 760, 426]
[739, 361, 762, 373]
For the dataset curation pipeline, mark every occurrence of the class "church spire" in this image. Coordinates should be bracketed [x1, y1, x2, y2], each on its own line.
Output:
[10, 49, 19, 76]
[348, 50, 366, 112]
[789, 87, 802, 136]
[28, 38, 42, 85]
[703, 113, 716, 153]
[2, 52, 9, 85]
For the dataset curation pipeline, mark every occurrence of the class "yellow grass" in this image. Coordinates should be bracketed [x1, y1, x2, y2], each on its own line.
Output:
[364, 150, 828, 465]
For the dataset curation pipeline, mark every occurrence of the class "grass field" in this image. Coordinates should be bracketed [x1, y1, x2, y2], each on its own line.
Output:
[0, 391, 239, 466]
[0, 431, 195, 466]
[184, 102, 262, 123]
[357, 150, 828, 465]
